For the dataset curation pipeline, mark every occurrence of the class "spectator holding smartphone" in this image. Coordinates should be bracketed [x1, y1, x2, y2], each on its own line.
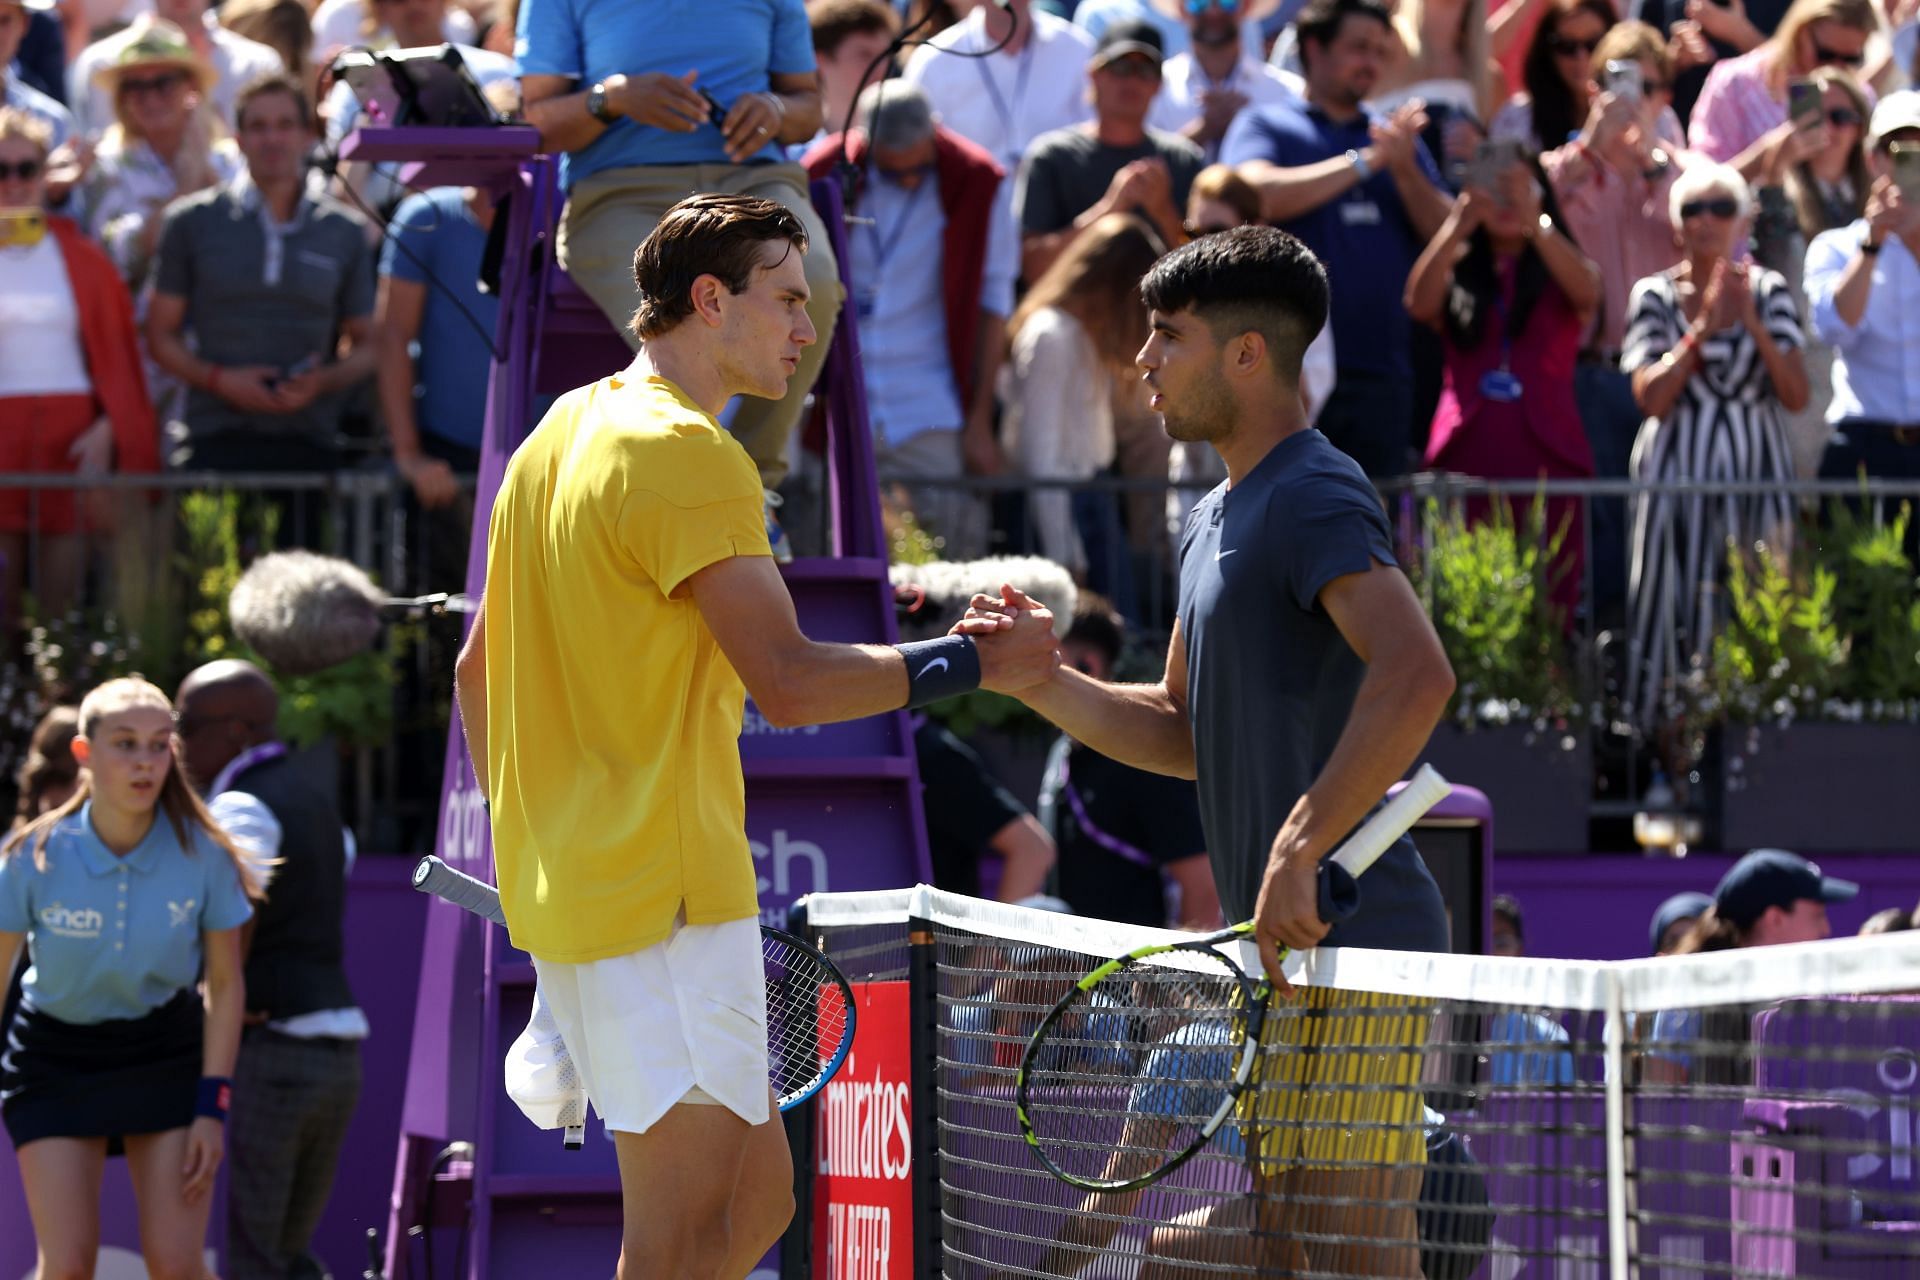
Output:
[1805, 90, 1920, 547]
[1752, 66, 1870, 471]
[1541, 20, 1689, 620]
[1489, 0, 1615, 153]
[1687, 0, 1878, 175]
[1406, 144, 1600, 615]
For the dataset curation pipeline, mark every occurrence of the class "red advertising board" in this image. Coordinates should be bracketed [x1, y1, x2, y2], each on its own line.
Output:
[812, 980, 914, 1280]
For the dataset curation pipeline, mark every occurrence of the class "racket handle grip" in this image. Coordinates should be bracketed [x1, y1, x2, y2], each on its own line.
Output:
[1315, 765, 1454, 923]
[413, 855, 509, 927]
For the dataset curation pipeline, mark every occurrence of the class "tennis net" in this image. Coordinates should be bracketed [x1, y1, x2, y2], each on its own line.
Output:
[798, 886, 1920, 1280]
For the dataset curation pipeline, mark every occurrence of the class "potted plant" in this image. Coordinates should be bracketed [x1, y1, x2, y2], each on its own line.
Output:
[1409, 496, 1592, 853]
[1714, 506, 1920, 853]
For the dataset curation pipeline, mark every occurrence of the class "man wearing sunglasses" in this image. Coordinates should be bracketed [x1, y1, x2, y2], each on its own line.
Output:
[1149, 0, 1304, 162]
[1807, 90, 1920, 557]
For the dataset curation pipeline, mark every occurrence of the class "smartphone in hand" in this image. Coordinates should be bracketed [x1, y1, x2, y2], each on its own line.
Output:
[1786, 79, 1822, 131]
[1892, 142, 1920, 203]
[697, 87, 730, 128]
[1603, 59, 1643, 104]
[0, 207, 46, 249]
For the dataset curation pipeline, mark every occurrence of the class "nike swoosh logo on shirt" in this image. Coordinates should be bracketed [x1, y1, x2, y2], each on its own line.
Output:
[1215, 548, 1238, 560]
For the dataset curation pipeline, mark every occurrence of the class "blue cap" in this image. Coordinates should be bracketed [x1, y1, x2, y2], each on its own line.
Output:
[1649, 891, 1713, 954]
[1714, 849, 1858, 930]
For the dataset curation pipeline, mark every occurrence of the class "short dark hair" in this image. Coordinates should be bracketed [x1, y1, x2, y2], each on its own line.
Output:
[1492, 894, 1524, 936]
[1295, 0, 1392, 71]
[808, 0, 899, 53]
[1139, 225, 1328, 385]
[234, 71, 313, 132]
[1064, 592, 1125, 667]
[631, 194, 809, 341]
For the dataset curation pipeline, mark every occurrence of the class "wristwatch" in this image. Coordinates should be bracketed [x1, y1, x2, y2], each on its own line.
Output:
[586, 80, 616, 125]
[1858, 228, 1883, 256]
[1345, 148, 1373, 182]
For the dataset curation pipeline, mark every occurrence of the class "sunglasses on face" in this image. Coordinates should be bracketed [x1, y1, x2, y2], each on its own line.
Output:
[1825, 106, 1862, 128]
[0, 159, 43, 181]
[1186, 0, 1238, 10]
[1809, 37, 1865, 68]
[1101, 57, 1160, 79]
[119, 72, 185, 97]
[1549, 35, 1601, 58]
[1679, 196, 1740, 220]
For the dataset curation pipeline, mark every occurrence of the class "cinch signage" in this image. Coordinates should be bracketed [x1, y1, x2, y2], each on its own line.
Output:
[813, 980, 912, 1280]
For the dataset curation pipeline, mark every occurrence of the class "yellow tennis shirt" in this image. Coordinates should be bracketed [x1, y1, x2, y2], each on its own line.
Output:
[481, 373, 772, 962]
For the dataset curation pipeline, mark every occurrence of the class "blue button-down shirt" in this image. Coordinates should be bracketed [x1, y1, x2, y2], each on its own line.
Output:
[0, 804, 253, 1025]
[1806, 221, 1920, 427]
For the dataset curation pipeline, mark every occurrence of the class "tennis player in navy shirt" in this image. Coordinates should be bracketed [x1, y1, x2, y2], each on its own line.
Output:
[0, 678, 263, 1280]
[975, 226, 1455, 1276]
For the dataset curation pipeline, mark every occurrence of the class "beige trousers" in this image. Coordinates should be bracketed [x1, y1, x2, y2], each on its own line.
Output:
[557, 162, 845, 490]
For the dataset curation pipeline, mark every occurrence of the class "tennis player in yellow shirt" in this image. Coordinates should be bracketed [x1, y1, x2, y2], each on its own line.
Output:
[453, 193, 1060, 1279]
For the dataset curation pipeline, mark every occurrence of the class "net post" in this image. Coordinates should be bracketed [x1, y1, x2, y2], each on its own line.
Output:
[908, 907, 942, 1279]
[1603, 969, 1631, 1280]
[781, 898, 817, 1280]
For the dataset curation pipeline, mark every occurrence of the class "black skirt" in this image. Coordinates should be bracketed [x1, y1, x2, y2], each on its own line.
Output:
[1, 987, 202, 1153]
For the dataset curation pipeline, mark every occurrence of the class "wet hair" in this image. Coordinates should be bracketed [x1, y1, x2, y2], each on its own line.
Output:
[1139, 224, 1328, 387]
[630, 193, 809, 341]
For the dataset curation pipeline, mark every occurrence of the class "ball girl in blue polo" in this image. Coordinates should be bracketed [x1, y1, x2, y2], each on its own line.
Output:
[0, 677, 268, 1279]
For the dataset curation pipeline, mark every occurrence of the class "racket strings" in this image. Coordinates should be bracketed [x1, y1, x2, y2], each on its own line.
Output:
[1024, 957, 1248, 1185]
[763, 934, 853, 1107]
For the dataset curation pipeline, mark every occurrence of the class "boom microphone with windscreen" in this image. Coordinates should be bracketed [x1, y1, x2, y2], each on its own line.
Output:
[228, 551, 476, 676]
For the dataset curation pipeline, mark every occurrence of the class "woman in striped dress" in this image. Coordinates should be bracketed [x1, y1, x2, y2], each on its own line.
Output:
[1621, 163, 1809, 731]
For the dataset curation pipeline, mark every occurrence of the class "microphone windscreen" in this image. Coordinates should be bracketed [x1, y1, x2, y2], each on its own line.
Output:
[229, 551, 385, 675]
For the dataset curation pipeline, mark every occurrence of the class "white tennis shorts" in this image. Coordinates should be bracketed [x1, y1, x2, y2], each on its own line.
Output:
[530, 910, 770, 1134]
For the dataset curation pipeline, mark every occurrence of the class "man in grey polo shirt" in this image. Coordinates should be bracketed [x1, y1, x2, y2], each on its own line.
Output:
[146, 73, 375, 510]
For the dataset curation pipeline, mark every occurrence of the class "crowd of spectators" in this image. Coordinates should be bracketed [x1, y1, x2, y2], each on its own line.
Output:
[1, 0, 1918, 742]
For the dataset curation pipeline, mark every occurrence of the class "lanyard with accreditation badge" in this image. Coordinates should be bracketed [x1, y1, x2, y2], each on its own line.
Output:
[856, 178, 929, 321]
[974, 34, 1036, 168]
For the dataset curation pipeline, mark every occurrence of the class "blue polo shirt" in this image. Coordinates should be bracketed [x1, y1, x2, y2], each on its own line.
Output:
[1177, 429, 1449, 953]
[1219, 101, 1442, 380]
[382, 188, 497, 450]
[0, 805, 254, 1025]
[515, 0, 815, 189]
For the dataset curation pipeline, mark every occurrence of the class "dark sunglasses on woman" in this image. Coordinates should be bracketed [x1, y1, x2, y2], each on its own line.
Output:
[1679, 197, 1740, 220]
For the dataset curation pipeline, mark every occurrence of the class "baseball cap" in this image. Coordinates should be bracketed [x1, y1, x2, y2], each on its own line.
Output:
[1648, 891, 1713, 954]
[1091, 18, 1165, 71]
[1868, 90, 1920, 149]
[1713, 849, 1858, 930]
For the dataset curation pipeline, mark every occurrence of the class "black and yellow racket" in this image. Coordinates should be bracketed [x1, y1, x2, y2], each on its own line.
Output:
[1014, 765, 1452, 1192]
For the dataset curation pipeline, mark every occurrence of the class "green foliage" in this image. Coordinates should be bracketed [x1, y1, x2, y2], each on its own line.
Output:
[1710, 540, 1845, 718]
[1821, 503, 1920, 707]
[885, 504, 944, 567]
[1411, 496, 1579, 724]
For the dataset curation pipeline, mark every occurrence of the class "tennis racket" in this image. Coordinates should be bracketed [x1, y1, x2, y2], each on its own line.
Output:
[1015, 765, 1453, 1192]
[412, 856, 858, 1116]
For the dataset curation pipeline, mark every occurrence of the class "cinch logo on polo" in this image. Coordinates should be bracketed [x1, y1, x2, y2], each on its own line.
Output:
[41, 902, 104, 937]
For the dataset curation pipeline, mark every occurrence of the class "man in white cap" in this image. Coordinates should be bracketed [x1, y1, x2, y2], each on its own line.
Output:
[1806, 87, 1920, 550]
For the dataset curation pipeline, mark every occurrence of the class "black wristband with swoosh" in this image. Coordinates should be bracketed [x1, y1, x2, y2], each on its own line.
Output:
[896, 635, 982, 709]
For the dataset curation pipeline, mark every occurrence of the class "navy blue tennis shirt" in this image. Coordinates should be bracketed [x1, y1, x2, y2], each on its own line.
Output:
[1178, 428, 1449, 952]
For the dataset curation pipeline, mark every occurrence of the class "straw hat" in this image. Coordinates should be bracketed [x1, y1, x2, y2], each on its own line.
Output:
[92, 20, 216, 96]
